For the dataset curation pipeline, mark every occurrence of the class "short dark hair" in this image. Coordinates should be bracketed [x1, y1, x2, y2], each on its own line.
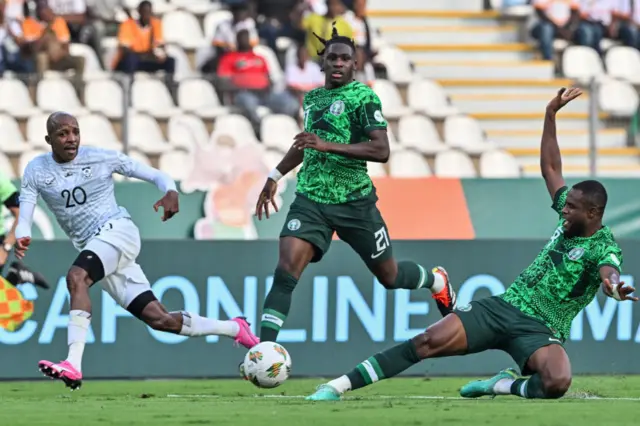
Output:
[313, 22, 356, 57]
[138, 0, 151, 10]
[572, 180, 608, 215]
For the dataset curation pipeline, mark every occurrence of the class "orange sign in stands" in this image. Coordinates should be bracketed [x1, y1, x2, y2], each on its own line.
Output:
[372, 177, 476, 240]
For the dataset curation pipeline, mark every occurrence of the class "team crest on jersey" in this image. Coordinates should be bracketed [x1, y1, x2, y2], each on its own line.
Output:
[567, 247, 585, 261]
[82, 166, 92, 179]
[44, 176, 55, 186]
[329, 100, 345, 116]
[287, 219, 301, 231]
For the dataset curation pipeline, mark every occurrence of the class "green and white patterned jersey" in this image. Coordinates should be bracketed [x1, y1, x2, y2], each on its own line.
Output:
[0, 173, 18, 235]
[501, 186, 623, 340]
[296, 81, 387, 204]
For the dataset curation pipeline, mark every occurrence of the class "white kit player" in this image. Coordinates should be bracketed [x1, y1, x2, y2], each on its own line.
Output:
[15, 112, 259, 390]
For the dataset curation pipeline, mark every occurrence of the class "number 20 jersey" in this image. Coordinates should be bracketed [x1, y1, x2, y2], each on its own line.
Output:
[500, 186, 623, 341]
[20, 147, 137, 250]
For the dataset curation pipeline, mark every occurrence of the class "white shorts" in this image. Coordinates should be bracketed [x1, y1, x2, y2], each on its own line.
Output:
[83, 217, 151, 309]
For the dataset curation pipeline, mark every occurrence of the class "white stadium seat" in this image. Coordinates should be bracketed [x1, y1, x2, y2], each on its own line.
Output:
[131, 79, 181, 119]
[562, 46, 605, 84]
[398, 114, 447, 154]
[159, 149, 193, 181]
[178, 79, 229, 119]
[172, 0, 218, 15]
[254, 45, 285, 90]
[262, 148, 284, 170]
[162, 10, 207, 49]
[202, 9, 232, 41]
[165, 44, 198, 82]
[434, 150, 477, 178]
[0, 79, 39, 119]
[407, 79, 459, 119]
[374, 46, 413, 85]
[479, 150, 521, 178]
[26, 114, 50, 149]
[127, 113, 171, 154]
[0, 152, 15, 178]
[389, 150, 432, 177]
[367, 161, 387, 178]
[36, 79, 87, 115]
[0, 114, 31, 154]
[260, 114, 300, 152]
[444, 115, 496, 154]
[19, 149, 47, 176]
[372, 79, 412, 119]
[167, 114, 210, 150]
[605, 46, 640, 85]
[210, 114, 259, 146]
[77, 114, 122, 150]
[69, 43, 109, 81]
[598, 77, 640, 117]
[85, 78, 125, 119]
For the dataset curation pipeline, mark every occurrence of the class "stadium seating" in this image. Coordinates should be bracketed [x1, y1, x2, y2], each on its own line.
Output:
[1, 0, 639, 180]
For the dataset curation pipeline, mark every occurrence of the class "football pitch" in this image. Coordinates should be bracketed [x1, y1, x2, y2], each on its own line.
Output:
[3, 376, 640, 425]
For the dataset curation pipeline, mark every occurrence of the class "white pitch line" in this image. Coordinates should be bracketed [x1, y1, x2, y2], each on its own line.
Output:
[166, 394, 640, 401]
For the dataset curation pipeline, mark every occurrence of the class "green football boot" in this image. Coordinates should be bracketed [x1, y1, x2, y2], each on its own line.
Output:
[460, 368, 520, 398]
[305, 384, 342, 401]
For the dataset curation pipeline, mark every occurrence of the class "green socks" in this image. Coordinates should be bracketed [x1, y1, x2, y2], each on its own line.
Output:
[392, 261, 434, 290]
[510, 374, 547, 399]
[260, 268, 298, 342]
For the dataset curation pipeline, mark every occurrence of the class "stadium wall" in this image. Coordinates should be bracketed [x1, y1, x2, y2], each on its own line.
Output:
[2, 240, 640, 379]
[10, 177, 640, 241]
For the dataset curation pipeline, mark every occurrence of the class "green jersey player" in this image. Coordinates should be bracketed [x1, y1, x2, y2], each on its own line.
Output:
[253, 24, 457, 347]
[306, 87, 638, 402]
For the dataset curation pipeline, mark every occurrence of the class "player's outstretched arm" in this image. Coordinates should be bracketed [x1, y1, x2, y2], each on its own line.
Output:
[541, 87, 582, 199]
[600, 265, 639, 302]
[255, 146, 304, 221]
[14, 201, 35, 259]
[292, 130, 390, 163]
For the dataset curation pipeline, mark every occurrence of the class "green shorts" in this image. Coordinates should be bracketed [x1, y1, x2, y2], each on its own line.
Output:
[454, 296, 564, 375]
[279, 190, 392, 266]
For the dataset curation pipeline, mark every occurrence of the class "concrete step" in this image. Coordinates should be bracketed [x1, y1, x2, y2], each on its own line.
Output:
[509, 147, 640, 166]
[368, 10, 504, 27]
[400, 44, 537, 61]
[368, 0, 484, 11]
[436, 79, 575, 95]
[379, 26, 519, 45]
[450, 92, 588, 114]
[486, 128, 627, 149]
[416, 61, 554, 80]
[470, 112, 607, 131]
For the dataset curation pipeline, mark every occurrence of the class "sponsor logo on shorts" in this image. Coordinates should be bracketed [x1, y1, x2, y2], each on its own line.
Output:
[456, 304, 472, 312]
[567, 247, 585, 261]
[287, 219, 301, 231]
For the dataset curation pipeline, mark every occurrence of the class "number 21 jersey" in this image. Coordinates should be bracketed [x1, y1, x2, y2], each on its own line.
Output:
[20, 147, 138, 249]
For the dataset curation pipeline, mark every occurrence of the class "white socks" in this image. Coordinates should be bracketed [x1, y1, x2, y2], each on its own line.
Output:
[493, 378, 516, 395]
[66, 310, 91, 372]
[178, 312, 240, 337]
[327, 375, 352, 394]
[430, 271, 446, 294]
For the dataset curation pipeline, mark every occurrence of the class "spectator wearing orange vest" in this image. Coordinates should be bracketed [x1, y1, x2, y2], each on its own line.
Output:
[113, 0, 175, 78]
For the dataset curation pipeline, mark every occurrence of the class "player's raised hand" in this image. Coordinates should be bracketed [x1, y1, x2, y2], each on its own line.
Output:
[255, 179, 279, 220]
[603, 278, 639, 302]
[293, 132, 329, 152]
[14, 237, 31, 260]
[547, 87, 583, 113]
[153, 190, 179, 222]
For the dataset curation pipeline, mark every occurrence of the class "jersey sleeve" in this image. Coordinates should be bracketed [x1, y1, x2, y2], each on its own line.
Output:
[109, 150, 137, 177]
[551, 186, 569, 215]
[357, 87, 388, 134]
[0, 173, 18, 204]
[597, 245, 623, 274]
[19, 163, 39, 205]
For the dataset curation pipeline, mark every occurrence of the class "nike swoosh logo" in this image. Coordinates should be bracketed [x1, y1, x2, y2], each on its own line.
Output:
[549, 337, 561, 343]
[371, 251, 385, 259]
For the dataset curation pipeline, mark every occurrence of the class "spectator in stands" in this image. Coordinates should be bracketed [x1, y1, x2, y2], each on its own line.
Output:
[47, 0, 103, 68]
[218, 29, 300, 134]
[285, 43, 323, 115]
[0, 0, 35, 76]
[611, 0, 639, 48]
[343, 0, 375, 85]
[87, 0, 130, 38]
[113, 1, 175, 80]
[201, 1, 258, 74]
[23, 3, 84, 89]
[577, 0, 613, 55]
[296, 0, 354, 61]
[252, 0, 306, 52]
[531, 0, 596, 60]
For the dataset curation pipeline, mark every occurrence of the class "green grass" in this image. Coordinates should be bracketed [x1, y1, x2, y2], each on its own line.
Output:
[3, 376, 640, 425]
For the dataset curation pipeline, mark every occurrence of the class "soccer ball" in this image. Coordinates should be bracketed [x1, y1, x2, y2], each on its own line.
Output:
[242, 341, 292, 389]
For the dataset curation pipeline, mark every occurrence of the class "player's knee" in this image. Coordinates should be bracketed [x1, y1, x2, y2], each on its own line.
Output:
[375, 270, 396, 289]
[410, 332, 431, 360]
[276, 258, 303, 280]
[542, 374, 572, 399]
[66, 267, 91, 294]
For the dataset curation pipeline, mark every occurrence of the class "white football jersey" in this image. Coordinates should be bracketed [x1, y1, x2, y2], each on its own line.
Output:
[20, 147, 138, 249]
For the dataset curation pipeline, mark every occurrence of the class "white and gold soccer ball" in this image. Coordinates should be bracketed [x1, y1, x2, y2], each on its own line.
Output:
[242, 341, 292, 389]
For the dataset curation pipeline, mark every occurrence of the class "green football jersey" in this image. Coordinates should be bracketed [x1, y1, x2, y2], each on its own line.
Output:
[501, 186, 623, 340]
[0, 173, 17, 235]
[296, 81, 388, 204]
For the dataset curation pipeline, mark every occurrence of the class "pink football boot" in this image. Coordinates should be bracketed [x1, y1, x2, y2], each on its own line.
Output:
[38, 360, 82, 390]
[231, 317, 259, 349]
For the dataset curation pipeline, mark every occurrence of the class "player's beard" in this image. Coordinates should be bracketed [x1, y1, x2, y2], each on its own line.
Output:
[564, 220, 586, 238]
